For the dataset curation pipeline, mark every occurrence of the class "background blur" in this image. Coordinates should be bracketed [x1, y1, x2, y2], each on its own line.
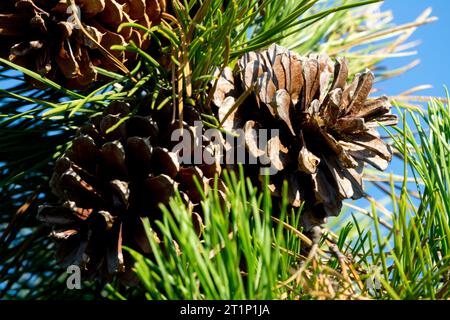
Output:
[381, 0, 450, 97]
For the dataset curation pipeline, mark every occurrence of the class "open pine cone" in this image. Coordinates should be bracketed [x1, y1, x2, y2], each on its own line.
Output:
[0, 0, 166, 88]
[213, 44, 398, 230]
[38, 101, 223, 278]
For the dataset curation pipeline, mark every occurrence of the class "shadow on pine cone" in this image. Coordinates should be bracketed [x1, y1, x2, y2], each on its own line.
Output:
[0, 0, 166, 88]
[38, 101, 224, 280]
[213, 44, 398, 231]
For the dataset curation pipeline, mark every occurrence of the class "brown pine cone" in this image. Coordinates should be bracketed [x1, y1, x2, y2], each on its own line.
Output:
[213, 44, 398, 230]
[38, 101, 223, 278]
[0, 0, 166, 88]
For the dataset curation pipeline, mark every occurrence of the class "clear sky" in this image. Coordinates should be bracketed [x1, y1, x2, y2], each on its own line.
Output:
[380, 0, 450, 97]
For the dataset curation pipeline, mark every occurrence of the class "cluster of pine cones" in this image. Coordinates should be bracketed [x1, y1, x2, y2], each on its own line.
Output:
[1, 2, 397, 279]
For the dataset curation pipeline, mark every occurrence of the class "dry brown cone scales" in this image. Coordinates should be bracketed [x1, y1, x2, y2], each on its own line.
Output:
[213, 44, 398, 230]
[0, 0, 166, 88]
[37, 100, 224, 279]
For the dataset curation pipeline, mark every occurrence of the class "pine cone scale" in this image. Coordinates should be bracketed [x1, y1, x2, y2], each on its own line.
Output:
[0, 13, 30, 36]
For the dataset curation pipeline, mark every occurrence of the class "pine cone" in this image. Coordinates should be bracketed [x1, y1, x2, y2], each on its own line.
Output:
[38, 101, 223, 278]
[213, 44, 398, 230]
[0, 0, 166, 88]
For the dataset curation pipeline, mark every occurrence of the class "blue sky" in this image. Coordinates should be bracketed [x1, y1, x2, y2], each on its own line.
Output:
[380, 0, 450, 97]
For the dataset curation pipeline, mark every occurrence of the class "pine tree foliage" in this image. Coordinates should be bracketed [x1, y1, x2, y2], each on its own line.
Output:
[0, 0, 447, 300]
